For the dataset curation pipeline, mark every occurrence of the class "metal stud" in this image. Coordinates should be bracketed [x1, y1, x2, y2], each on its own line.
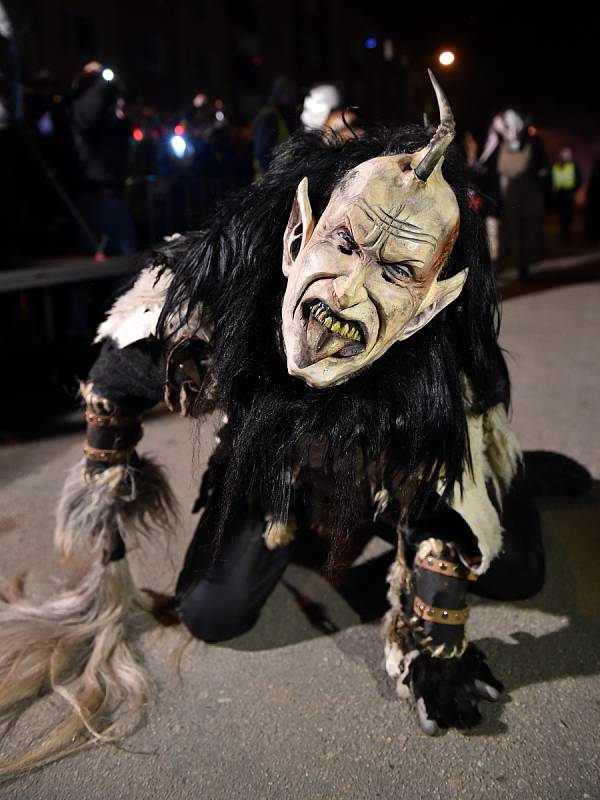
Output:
[440, 562, 447, 570]
[442, 611, 448, 619]
[427, 557, 434, 565]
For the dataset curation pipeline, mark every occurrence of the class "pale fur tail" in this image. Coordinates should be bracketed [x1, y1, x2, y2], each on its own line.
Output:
[0, 455, 177, 775]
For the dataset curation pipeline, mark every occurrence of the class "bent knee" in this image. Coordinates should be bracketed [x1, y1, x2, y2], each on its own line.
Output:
[473, 546, 546, 602]
[484, 550, 546, 602]
[510, 551, 546, 600]
[176, 587, 257, 643]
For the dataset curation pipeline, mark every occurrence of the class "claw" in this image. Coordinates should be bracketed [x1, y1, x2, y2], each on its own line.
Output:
[475, 679, 500, 702]
[416, 698, 440, 736]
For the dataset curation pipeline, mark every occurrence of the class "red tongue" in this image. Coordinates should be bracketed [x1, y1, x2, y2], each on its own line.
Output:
[306, 315, 351, 361]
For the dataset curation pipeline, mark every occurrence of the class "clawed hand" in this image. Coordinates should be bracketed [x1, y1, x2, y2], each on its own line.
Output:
[415, 678, 501, 735]
[410, 643, 503, 735]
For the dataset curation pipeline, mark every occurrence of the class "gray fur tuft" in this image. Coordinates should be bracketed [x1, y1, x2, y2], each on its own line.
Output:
[55, 455, 178, 561]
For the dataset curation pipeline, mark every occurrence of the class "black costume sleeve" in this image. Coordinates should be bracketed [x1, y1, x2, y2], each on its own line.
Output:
[81, 335, 167, 482]
[88, 336, 166, 413]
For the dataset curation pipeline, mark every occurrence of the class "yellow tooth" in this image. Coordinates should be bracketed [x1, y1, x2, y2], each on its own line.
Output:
[331, 321, 341, 333]
[348, 327, 356, 338]
[353, 331, 361, 342]
[340, 323, 349, 337]
[318, 310, 327, 322]
[323, 316, 332, 329]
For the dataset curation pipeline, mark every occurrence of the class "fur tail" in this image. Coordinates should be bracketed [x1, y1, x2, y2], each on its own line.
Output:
[0, 455, 177, 775]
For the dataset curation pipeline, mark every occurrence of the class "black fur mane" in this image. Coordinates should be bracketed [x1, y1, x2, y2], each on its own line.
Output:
[154, 126, 509, 550]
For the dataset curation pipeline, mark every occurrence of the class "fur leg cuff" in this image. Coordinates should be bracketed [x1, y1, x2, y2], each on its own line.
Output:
[55, 455, 177, 562]
[383, 559, 419, 699]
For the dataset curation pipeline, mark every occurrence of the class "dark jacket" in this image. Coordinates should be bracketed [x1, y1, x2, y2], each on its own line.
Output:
[67, 73, 131, 192]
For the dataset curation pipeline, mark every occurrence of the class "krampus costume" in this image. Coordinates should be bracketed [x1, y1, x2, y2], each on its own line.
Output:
[0, 72, 545, 768]
[478, 108, 549, 278]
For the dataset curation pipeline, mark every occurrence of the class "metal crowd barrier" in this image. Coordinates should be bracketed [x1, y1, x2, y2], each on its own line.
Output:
[0, 255, 139, 339]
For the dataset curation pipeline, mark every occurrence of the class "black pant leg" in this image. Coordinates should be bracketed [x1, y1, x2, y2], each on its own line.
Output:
[175, 509, 295, 642]
[471, 473, 546, 602]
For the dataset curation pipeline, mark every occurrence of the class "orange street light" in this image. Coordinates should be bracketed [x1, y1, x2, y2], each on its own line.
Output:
[438, 51, 455, 66]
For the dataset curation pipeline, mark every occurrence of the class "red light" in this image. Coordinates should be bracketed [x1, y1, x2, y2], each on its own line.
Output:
[133, 127, 144, 142]
[174, 124, 185, 136]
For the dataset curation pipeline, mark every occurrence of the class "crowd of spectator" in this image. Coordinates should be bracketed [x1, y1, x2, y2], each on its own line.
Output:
[3, 62, 260, 267]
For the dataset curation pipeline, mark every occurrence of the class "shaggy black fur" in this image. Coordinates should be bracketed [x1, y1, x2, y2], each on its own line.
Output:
[410, 643, 504, 729]
[152, 126, 509, 556]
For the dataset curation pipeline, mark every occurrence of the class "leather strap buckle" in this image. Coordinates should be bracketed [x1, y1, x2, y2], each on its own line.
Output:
[83, 442, 134, 464]
[413, 595, 469, 625]
[85, 411, 141, 429]
[414, 552, 477, 582]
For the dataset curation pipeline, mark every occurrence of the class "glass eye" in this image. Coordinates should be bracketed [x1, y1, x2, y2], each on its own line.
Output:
[337, 229, 358, 254]
[380, 262, 413, 282]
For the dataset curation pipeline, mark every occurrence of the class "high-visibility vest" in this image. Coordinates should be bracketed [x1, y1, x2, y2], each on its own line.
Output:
[552, 161, 577, 191]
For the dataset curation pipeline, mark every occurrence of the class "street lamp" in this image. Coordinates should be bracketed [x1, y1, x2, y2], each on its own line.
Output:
[438, 51, 455, 66]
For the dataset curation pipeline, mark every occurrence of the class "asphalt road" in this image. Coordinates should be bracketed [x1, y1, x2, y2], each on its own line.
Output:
[0, 280, 598, 799]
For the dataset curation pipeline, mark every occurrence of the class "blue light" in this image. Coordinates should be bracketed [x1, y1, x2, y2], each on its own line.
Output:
[170, 135, 187, 158]
[38, 111, 54, 136]
[365, 37, 377, 50]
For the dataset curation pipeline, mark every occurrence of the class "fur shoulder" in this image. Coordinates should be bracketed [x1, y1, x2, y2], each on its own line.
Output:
[95, 266, 173, 348]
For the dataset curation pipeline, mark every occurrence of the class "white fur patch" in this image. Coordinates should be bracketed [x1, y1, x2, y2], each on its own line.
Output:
[384, 638, 403, 679]
[440, 404, 522, 575]
[483, 403, 522, 499]
[95, 266, 173, 348]
[395, 650, 419, 699]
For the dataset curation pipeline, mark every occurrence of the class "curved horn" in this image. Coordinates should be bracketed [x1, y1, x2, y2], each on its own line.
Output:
[414, 69, 456, 182]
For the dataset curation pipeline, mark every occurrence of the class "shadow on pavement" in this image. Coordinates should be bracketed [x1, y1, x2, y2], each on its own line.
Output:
[221, 453, 600, 737]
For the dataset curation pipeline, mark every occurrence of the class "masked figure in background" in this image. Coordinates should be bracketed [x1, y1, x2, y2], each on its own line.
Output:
[301, 83, 360, 141]
[0, 72, 546, 770]
[478, 109, 549, 279]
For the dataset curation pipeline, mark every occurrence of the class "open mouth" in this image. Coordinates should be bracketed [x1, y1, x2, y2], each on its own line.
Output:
[301, 299, 367, 361]
[308, 301, 364, 342]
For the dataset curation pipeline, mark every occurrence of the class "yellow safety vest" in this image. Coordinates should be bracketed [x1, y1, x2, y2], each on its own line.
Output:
[552, 161, 576, 191]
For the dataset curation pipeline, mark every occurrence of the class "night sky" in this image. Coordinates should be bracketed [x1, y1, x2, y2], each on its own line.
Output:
[368, 3, 599, 125]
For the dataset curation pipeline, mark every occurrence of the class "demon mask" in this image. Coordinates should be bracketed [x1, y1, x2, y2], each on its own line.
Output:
[281, 71, 469, 389]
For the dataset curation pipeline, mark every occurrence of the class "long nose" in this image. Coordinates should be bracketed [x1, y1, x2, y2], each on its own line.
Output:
[332, 261, 369, 309]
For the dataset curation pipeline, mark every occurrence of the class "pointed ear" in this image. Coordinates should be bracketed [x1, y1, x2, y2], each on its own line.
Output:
[282, 177, 316, 276]
[398, 268, 469, 341]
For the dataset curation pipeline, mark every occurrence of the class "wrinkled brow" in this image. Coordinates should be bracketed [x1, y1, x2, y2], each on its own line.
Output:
[357, 199, 438, 250]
